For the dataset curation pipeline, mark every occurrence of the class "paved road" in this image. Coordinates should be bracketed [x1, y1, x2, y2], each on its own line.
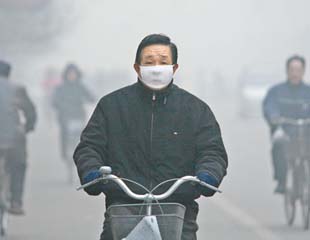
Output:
[7, 94, 310, 240]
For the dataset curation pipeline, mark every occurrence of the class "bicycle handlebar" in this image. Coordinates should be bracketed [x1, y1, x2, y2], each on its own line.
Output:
[273, 117, 310, 126]
[77, 166, 222, 202]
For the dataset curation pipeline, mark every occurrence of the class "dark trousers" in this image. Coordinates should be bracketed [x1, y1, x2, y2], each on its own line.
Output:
[6, 140, 27, 205]
[0, 151, 9, 208]
[100, 201, 199, 240]
[272, 141, 288, 184]
[60, 122, 69, 160]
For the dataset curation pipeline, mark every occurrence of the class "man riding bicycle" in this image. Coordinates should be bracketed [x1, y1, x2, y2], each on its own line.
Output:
[74, 34, 228, 240]
[0, 60, 37, 215]
[263, 55, 310, 194]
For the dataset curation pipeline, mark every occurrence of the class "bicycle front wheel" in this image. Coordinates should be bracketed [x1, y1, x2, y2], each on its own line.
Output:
[301, 160, 310, 230]
[284, 167, 296, 226]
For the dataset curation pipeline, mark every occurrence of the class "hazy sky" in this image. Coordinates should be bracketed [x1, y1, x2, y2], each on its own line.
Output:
[2, 0, 310, 90]
[52, 1, 310, 83]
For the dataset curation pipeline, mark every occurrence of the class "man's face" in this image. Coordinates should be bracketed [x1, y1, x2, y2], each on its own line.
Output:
[134, 44, 178, 77]
[67, 70, 79, 82]
[287, 60, 305, 85]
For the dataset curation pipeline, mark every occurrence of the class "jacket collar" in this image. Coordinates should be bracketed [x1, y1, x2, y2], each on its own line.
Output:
[136, 78, 175, 103]
[286, 80, 305, 89]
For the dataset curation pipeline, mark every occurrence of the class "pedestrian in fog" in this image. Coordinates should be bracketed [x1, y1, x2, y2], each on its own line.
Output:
[0, 60, 37, 215]
[53, 63, 95, 183]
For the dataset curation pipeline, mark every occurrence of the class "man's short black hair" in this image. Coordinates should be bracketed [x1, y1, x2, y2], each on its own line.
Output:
[0, 60, 11, 78]
[135, 34, 178, 64]
[286, 55, 306, 70]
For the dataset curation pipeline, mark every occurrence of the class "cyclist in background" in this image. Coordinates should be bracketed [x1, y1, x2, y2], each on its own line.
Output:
[0, 60, 37, 215]
[263, 55, 310, 194]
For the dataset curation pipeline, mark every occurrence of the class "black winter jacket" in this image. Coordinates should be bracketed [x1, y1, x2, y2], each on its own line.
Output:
[74, 81, 228, 205]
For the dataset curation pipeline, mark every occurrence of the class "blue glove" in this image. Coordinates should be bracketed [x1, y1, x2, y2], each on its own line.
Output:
[82, 170, 104, 196]
[83, 170, 102, 183]
[197, 172, 219, 197]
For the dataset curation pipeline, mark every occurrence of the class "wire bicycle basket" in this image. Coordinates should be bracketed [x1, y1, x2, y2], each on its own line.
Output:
[107, 203, 186, 240]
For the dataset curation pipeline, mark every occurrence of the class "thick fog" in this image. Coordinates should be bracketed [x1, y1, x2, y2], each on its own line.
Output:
[2, 0, 310, 92]
[1, 1, 310, 239]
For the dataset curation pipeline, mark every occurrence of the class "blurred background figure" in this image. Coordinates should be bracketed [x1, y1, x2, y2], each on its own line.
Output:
[0, 60, 37, 215]
[0, 60, 14, 216]
[41, 67, 61, 124]
[52, 63, 95, 184]
[263, 55, 310, 194]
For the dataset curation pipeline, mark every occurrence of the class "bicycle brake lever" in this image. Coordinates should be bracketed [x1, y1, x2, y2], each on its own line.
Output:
[76, 178, 102, 191]
[199, 181, 223, 193]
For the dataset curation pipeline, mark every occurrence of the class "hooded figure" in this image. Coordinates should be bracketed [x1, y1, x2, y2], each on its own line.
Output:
[53, 63, 95, 160]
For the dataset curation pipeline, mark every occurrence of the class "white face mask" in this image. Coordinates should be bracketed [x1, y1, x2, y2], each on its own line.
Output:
[139, 65, 174, 90]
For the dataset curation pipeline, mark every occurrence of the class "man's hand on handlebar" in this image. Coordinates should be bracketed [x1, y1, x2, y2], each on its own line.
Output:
[197, 172, 220, 197]
[272, 127, 289, 144]
[78, 166, 222, 200]
[82, 170, 105, 196]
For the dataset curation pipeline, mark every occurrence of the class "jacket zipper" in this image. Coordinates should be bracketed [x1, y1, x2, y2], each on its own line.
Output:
[149, 92, 156, 189]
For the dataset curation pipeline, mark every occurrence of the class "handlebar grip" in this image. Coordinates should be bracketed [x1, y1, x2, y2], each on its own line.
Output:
[99, 166, 112, 175]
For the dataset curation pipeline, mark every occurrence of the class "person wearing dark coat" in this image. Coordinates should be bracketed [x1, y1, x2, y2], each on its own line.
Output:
[0, 60, 37, 215]
[263, 55, 310, 194]
[0, 60, 13, 212]
[53, 64, 95, 160]
[73, 34, 228, 240]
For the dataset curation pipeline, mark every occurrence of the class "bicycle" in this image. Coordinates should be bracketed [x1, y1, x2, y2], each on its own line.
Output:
[276, 117, 310, 230]
[77, 166, 222, 240]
